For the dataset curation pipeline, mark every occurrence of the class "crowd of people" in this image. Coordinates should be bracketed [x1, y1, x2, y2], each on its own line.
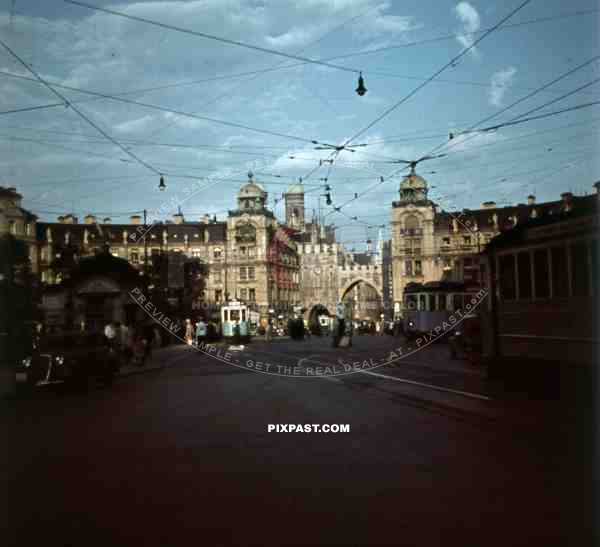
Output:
[103, 321, 162, 367]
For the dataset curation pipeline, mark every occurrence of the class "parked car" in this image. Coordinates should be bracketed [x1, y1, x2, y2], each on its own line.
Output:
[16, 331, 120, 391]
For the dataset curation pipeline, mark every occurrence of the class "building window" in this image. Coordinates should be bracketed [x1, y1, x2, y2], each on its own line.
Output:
[240, 289, 247, 300]
[405, 215, 419, 236]
[248, 266, 255, 280]
[498, 254, 516, 300]
[215, 289, 222, 302]
[414, 260, 422, 276]
[533, 249, 549, 299]
[571, 241, 590, 297]
[442, 237, 450, 246]
[463, 235, 471, 245]
[9, 221, 16, 235]
[247, 247, 256, 257]
[213, 247, 222, 259]
[551, 246, 569, 297]
[517, 252, 531, 299]
[239, 266, 247, 281]
[130, 250, 140, 264]
[192, 249, 202, 258]
[212, 270, 222, 283]
[405, 260, 413, 276]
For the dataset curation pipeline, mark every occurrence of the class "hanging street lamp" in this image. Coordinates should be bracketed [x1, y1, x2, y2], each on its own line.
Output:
[158, 174, 167, 191]
[356, 71, 367, 96]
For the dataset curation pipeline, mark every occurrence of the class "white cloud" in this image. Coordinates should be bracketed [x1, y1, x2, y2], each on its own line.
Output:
[488, 66, 517, 106]
[113, 115, 156, 134]
[454, 2, 481, 52]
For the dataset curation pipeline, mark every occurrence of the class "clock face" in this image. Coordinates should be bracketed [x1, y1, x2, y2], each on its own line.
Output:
[236, 222, 256, 243]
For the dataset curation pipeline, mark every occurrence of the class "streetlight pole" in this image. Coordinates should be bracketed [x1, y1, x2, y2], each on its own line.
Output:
[143, 209, 149, 294]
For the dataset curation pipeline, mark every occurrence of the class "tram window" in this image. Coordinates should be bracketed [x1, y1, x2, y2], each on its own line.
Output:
[571, 241, 590, 297]
[223, 310, 228, 321]
[452, 294, 463, 311]
[418, 294, 426, 311]
[498, 254, 516, 300]
[551, 246, 569, 297]
[517, 252, 532, 300]
[438, 294, 447, 310]
[405, 294, 417, 311]
[230, 310, 240, 322]
[533, 249, 549, 299]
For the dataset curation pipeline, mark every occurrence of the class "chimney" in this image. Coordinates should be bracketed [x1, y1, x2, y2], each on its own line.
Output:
[366, 239, 373, 255]
[173, 206, 184, 225]
[561, 192, 573, 212]
[84, 214, 97, 225]
[103, 217, 111, 224]
[527, 194, 536, 205]
[130, 214, 142, 225]
[481, 201, 496, 209]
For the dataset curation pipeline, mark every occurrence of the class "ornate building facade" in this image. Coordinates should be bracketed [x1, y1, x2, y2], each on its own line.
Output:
[15, 174, 300, 323]
[390, 168, 600, 316]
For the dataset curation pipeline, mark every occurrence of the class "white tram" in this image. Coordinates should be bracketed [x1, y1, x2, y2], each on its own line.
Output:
[402, 281, 477, 338]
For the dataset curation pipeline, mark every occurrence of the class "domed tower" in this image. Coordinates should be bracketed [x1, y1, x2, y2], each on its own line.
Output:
[237, 171, 267, 211]
[284, 178, 305, 231]
[399, 165, 429, 203]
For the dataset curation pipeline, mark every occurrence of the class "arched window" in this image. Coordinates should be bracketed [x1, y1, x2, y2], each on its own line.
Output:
[404, 215, 419, 235]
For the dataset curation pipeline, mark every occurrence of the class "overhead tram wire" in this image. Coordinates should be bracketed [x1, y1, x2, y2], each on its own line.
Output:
[319, 7, 600, 63]
[448, 101, 600, 139]
[0, 102, 68, 116]
[0, 71, 328, 147]
[343, 0, 534, 147]
[30, 7, 593, 101]
[428, 57, 600, 157]
[0, 37, 161, 175]
[64, 0, 359, 75]
[141, 3, 379, 140]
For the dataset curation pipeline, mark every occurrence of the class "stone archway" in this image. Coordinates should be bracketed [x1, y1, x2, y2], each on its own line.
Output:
[306, 304, 331, 335]
[339, 278, 383, 322]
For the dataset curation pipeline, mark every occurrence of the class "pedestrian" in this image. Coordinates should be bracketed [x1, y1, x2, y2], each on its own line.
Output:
[196, 318, 207, 347]
[232, 320, 241, 345]
[143, 323, 155, 359]
[104, 321, 117, 349]
[184, 318, 194, 347]
[265, 321, 273, 343]
[239, 318, 249, 344]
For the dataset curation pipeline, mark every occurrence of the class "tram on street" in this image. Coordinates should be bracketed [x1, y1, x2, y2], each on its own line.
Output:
[220, 300, 248, 338]
[402, 281, 479, 339]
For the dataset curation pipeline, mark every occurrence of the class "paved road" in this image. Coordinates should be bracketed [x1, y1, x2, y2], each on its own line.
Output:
[2, 338, 595, 546]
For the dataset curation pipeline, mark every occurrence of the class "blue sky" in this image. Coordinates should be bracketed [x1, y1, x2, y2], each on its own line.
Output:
[1, 0, 599, 249]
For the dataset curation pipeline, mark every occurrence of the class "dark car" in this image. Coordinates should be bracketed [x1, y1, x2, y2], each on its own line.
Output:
[16, 332, 120, 391]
